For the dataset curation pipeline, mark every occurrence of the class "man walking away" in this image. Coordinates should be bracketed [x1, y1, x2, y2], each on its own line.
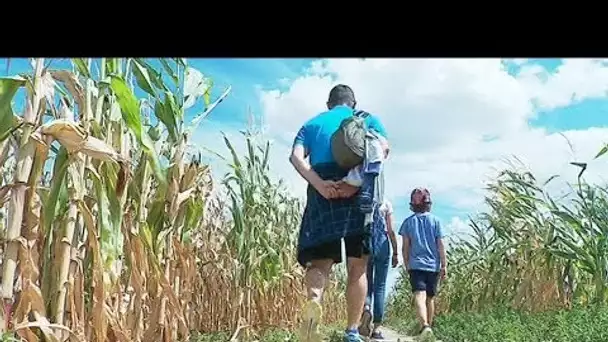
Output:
[399, 188, 447, 340]
[289, 84, 388, 342]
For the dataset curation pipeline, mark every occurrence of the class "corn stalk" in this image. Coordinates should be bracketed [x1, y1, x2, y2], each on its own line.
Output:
[1, 59, 44, 333]
[0, 58, 347, 342]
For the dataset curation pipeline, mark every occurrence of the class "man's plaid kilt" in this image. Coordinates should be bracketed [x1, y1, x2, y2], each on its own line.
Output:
[297, 162, 367, 251]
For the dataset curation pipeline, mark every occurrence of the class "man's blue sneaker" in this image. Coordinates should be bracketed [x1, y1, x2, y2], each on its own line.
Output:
[343, 330, 363, 342]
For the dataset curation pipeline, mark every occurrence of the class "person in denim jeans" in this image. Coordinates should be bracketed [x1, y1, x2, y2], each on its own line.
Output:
[359, 200, 399, 339]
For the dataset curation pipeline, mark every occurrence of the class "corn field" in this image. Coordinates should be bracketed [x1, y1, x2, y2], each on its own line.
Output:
[0, 58, 345, 342]
[389, 155, 608, 317]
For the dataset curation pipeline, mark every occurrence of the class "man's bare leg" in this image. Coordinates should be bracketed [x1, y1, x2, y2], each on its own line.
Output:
[300, 259, 333, 342]
[426, 297, 435, 326]
[346, 256, 369, 331]
[414, 291, 429, 327]
[304, 259, 334, 302]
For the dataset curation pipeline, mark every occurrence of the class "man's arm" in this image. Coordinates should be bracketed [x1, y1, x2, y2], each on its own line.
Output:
[289, 144, 325, 188]
[290, 125, 337, 199]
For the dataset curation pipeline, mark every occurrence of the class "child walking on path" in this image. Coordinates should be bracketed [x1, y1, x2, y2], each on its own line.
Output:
[399, 188, 447, 340]
[359, 200, 399, 339]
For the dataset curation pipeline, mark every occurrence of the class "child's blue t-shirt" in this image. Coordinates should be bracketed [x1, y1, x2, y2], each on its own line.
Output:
[399, 212, 444, 272]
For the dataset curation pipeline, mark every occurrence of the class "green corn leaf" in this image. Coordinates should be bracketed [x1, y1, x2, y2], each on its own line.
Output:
[595, 144, 608, 159]
[132, 59, 158, 98]
[160, 58, 178, 84]
[71, 58, 91, 78]
[0, 77, 25, 142]
[110, 75, 166, 185]
[134, 58, 168, 92]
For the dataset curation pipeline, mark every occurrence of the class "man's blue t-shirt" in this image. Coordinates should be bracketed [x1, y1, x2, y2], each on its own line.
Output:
[293, 105, 387, 166]
[399, 212, 444, 272]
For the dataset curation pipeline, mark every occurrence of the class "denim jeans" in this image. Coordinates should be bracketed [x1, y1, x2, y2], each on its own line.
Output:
[365, 232, 390, 323]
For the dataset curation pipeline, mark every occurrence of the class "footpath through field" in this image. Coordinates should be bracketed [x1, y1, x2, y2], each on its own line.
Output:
[363, 326, 442, 342]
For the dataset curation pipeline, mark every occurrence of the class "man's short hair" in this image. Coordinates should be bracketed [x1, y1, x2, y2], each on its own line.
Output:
[327, 84, 356, 109]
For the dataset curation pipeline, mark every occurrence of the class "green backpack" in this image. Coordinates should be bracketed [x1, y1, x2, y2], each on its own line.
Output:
[331, 110, 370, 170]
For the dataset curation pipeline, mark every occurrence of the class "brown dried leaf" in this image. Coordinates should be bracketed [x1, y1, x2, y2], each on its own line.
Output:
[0, 184, 14, 207]
[15, 314, 68, 342]
[171, 188, 195, 216]
[105, 304, 131, 342]
[16, 327, 39, 342]
[40, 119, 124, 162]
[49, 70, 85, 115]
[58, 99, 75, 121]
[40, 71, 57, 110]
[77, 200, 107, 342]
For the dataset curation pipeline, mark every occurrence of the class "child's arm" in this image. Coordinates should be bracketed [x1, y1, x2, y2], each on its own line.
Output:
[436, 217, 447, 279]
[438, 238, 447, 279]
[402, 236, 411, 270]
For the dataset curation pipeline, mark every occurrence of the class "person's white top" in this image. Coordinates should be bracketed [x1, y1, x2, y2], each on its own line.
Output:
[377, 200, 393, 233]
[380, 200, 393, 216]
[343, 165, 364, 187]
[342, 134, 389, 187]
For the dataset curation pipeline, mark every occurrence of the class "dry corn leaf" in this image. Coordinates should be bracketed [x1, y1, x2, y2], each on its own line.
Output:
[0, 184, 15, 207]
[49, 70, 85, 114]
[77, 200, 107, 342]
[58, 99, 75, 121]
[40, 119, 123, 162]
[16, 327, 39, 342]
[105, 304, 130, 342]
[14, 317, 69, 342]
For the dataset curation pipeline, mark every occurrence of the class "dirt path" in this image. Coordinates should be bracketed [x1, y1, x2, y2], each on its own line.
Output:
[377, 326, 415, 342]
[317, 325, 442, 342]
[372, 326, 442, 342]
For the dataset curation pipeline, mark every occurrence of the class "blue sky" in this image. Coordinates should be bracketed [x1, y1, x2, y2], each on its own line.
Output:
[4, 58, 608, 297]
[183, 58, 608, 295]
[184, 58, 608, 225]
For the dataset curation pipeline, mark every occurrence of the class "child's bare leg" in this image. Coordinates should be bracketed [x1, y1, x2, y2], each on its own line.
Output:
[413, 291, 429, 327]
[426, 297, 435, 326]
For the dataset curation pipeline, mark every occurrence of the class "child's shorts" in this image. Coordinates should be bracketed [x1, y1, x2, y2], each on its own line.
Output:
[408, 269, 440, 297]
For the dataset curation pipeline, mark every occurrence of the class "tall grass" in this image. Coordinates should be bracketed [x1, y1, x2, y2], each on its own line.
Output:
[0, 58, 345, 342]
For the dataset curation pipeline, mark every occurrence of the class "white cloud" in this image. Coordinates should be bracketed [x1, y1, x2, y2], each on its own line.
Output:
[444, 216, 474, 240]
[510, 58, 529, 66]
[518, 59, 608, 111]
[200, 59, 608, 238]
